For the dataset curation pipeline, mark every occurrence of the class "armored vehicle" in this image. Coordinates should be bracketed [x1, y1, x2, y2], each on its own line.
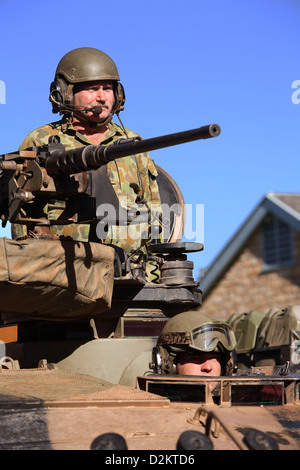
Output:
[0, 124, 299, 451]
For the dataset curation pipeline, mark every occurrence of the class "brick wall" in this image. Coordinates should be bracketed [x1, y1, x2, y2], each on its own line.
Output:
[200, 227, 300, 320]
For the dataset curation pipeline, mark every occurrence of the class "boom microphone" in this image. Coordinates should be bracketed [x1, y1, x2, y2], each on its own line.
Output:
[85, 106, 102, 114]
[63, 104, 102, 114]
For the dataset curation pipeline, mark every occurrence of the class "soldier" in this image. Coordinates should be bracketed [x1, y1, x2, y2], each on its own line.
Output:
[154, 311, 238, 392]
[12, 47, 163, 264]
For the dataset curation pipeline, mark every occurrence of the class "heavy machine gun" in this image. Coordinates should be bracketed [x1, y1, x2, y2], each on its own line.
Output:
[0, 124, 221, 370]
[0, 124, 220, 227]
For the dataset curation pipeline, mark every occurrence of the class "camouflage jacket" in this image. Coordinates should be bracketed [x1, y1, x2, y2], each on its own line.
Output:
[12, 117, 163, 255]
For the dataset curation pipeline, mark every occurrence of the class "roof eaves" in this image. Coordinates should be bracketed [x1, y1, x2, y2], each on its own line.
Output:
[200, 192, 300, 297]
[265, 193, 300, 231]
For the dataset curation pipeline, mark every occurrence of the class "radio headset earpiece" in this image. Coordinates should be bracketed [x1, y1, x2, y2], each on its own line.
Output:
[115, 82, 125, 113]
[151, 346, 162, 374]
[49, 77, 71, 114]
[151, 346, 177, 375]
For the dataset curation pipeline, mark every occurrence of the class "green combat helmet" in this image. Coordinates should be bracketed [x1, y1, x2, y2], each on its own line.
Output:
[153, 311, 238, 376]
[49, 46, 125, 117]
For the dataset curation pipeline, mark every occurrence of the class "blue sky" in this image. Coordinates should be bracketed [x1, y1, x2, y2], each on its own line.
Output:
[0, 0, 299, 279]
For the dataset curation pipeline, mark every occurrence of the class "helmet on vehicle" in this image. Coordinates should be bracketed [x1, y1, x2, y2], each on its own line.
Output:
[153, 311, 238, 376]
[49, 47, 125, 115]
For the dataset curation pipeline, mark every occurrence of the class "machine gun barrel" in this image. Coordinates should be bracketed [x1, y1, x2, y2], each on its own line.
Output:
[46, 123, 221, 176]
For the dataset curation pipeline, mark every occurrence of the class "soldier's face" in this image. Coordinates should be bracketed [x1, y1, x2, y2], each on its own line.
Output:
[176, 351, 221, 390]
[73, 80, 115, 122]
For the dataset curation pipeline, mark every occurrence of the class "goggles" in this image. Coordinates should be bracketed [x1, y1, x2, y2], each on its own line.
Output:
[159, 322, 236, 353]
[190, 323, 236, 353]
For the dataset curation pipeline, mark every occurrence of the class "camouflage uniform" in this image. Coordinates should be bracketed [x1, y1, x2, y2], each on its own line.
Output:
[13, 117, 163, 264]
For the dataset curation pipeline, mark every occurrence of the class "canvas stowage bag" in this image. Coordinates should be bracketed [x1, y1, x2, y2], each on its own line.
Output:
[0, 237, 114, 321]
[255, 305, 300, 348]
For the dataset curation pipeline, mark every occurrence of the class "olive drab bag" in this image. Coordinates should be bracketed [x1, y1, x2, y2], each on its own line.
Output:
[227, 310, 266, 350]
[255, 305, 300, 348]
[0, 237, 114, 321]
